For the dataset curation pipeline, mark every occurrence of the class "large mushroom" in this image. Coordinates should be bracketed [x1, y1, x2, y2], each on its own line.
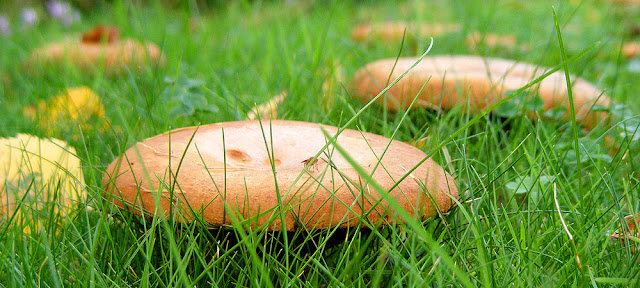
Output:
[26, 25, 165, 74]
[351, 55, 611, 129]
[103, 120, 458, 231]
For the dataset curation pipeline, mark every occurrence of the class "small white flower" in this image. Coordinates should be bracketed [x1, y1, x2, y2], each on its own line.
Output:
[21, 8, 39, 27]
[0, 15, 10, 36]
[46, 1, 80, 26]
[46, 0, 70, 18]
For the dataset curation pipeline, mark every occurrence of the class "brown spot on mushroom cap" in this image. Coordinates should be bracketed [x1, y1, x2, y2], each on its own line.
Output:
[103, 120, 458, 231]
[26, 26, 165, 74]
[351, 56, 611, 130]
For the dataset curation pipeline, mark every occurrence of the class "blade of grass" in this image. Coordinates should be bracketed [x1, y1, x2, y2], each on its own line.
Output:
[320, 127, 474, 288]
[552, 7, 582, 196]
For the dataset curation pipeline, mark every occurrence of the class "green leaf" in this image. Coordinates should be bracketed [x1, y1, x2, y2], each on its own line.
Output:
[186, 93, 207, 108]
[505, 175, 554, 206]
[524, 95, 544, 112]
[495, 91, 542, 117]
[590, 104, 609, 112]
[170, 102, 195, 117]
[564, 150, 612, 165]
[495, 100, 519, 118]
[543, 106, 566, 120]
[201, 105, 219, 113]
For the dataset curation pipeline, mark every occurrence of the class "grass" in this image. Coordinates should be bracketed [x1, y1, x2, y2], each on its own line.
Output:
[1, 0, 640, 286]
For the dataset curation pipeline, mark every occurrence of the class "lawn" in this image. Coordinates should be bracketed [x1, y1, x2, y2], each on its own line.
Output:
[1, 0, 640, 286]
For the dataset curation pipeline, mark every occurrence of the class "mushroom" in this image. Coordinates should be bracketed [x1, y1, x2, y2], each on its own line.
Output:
[351, 55, 611, 129]
[103, 120, 458, 231]
[465, 32, 526, 51]
[622, 41, 640, 59]
[26, 25, 165, 74]
[352, 22, 460, 42]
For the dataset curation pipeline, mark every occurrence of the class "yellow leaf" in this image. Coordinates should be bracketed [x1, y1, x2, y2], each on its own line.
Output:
[0, 134, 86, 233]
[320, 61, 344, 110]
[24, 86, 106, 135]
[246, 90, 287, 120]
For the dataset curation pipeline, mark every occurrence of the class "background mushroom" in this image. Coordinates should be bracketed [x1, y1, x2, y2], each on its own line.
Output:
[103, 120, 458, 231]
[622, 41, 640, 59]
[26, 25, 165, 74]
[465, 32, 527, 52]
[351, 55, 611, 129]
[351, 22, 460, 42]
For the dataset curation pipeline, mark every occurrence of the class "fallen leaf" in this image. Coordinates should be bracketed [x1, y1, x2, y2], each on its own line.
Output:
[611, 213, 640, 253]
[320, 61, 344, 110]
[0, 134, 86, 233]
[24, 86, 106, 135]
[409, 137, 428, 150]
[246, 90, 287, 120]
